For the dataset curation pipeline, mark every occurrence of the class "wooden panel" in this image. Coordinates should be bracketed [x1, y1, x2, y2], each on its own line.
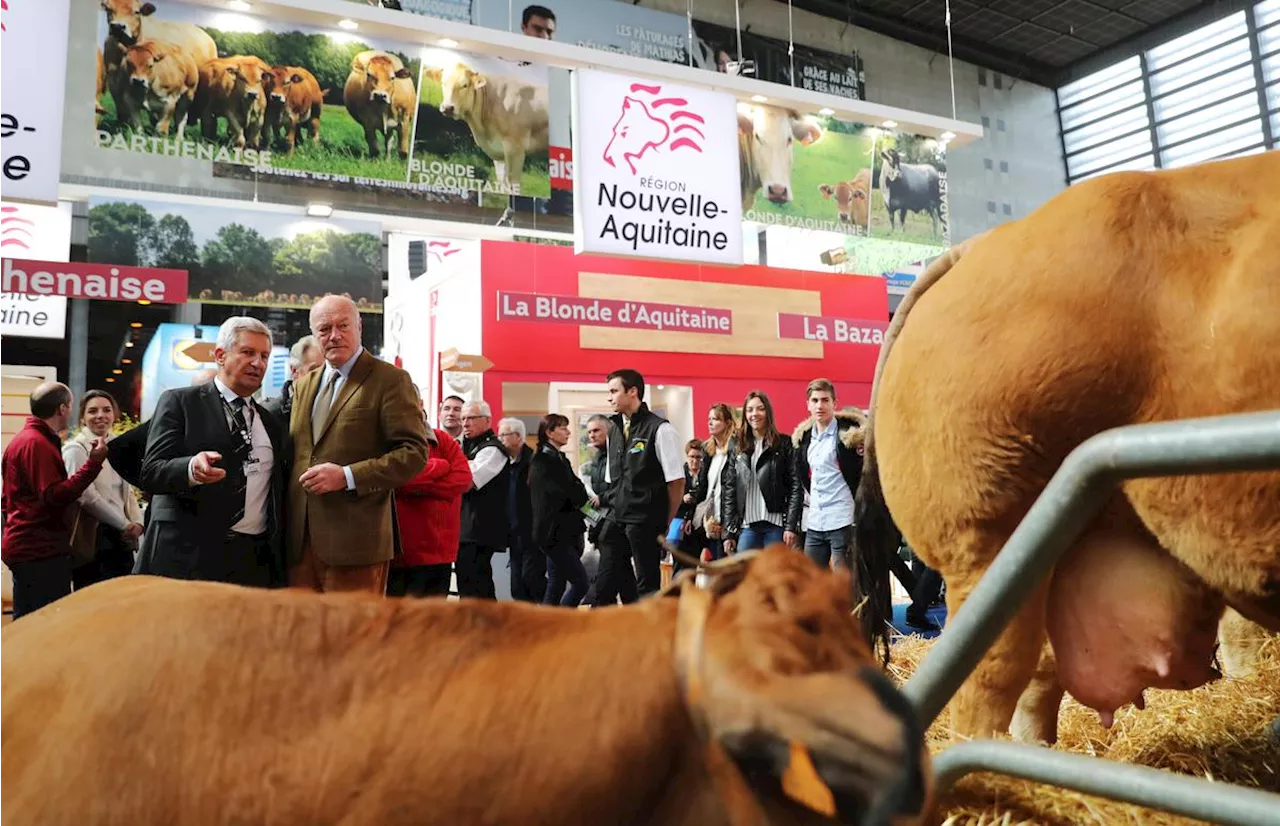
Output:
[577, 272, 823, 359]
[500, 381, 549, 413]
[2, 373, 53, 450]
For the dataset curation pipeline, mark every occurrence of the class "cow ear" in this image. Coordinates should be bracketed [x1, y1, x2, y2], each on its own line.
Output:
[139, 2, 157, 15]
[225, 65, 239, 75]
[851, 189, 867, 201]
[395, 68, 413, 79]
[737, 112, 752, 135]
[794, 122, 822, 146]
[819, 185, 834, 199]
[291, 73, 303, 84]
[473, 74, 487, 89]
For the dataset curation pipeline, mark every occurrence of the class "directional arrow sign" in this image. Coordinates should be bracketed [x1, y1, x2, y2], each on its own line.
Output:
[172, 340, 216, 370]
[440, 348, 493, 373]
[181, 341, 216, 362]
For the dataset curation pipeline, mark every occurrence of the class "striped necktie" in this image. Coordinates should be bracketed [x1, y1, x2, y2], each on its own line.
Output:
[228, 397, 250, 527]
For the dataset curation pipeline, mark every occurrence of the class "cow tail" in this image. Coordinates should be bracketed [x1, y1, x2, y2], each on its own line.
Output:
[854, 234, 983, 666]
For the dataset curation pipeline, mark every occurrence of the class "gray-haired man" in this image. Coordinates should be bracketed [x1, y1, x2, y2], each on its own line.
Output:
[264, 335, 322, 421]
[136, 316, 287, 587]
[457, 401, 509, 599]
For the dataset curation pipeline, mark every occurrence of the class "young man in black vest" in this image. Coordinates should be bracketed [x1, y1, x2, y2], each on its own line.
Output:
[593, 369, 685, 603]
[458, 401, 510, 599]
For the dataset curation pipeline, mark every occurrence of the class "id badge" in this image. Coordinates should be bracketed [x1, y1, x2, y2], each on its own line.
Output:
[244, 459, 264, 476]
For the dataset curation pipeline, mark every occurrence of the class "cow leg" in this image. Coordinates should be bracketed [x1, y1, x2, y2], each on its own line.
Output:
[503, 144, 527, 192]
[363, 122, 380, 158]
[493, 159, 508, 187]
[286, 121, 298, 152]
[397, 116, 411, 159]
[945, 563, 1050, 740]
[201, 110, 217, 142]
[1009, 642, 1064, 744]
[155, 100, 175, 136]
[1218, 607, 1274, 678]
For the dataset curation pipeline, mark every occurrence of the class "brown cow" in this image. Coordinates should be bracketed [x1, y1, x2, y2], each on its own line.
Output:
[854, 153, 1280, 745]
[344, 50, 416, 159]
[264, 65, 323, 152]
[819, 168, 872, 227]
[0, 549, 931, 826]
[194, 56, 272, 149]
[117, 39, 199, 136]
[101, 0, 216, 126]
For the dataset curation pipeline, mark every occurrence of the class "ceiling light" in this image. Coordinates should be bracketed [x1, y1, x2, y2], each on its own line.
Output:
[227, 0, 251, 10]
[122, 358, 133, 365]
[137, 299, 152, 305]
[125, 341, 135, 348]
[307, 202, 334, 218]
[656, 384, 665, 390]
[750, 94, 768, 103]
[106, 377, 115, 383]
[941, 130, 956, 141]
[881, 119, 898, 129]
[129, 322, 143, 328]
[818, 107, 834, 116]
[337, 18, 358, 30]
[438, 38, 459, 49]
[112, 369, 123, 375]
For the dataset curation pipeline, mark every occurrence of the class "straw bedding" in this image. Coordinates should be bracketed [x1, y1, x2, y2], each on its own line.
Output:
[888, 633, 1280, 825]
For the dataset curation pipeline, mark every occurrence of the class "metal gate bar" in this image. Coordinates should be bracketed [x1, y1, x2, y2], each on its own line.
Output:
[898, 410, 1280, 823]
[932, 741, 1280, 826]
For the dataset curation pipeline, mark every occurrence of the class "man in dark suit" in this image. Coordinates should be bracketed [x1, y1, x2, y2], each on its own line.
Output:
[136, 316, 287, 588]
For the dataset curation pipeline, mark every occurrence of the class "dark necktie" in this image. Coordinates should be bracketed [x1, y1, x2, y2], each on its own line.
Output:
[228, 397, 250, 527]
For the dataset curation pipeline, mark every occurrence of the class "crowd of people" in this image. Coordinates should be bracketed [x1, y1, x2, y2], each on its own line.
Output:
[2, 294, 942, 629]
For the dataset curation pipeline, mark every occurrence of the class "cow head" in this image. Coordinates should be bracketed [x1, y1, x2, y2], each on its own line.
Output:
[602, 97, 669, 175]
[222, 58, 270, 109]
[738, 106, 823, 204]
[819, 168, 872, 225]
[122, 40, 166, 91]
[668, 547, 932, 825]
[102, 0, 156, 47]
[363, 54, 412, 106]
[880, 148, 903, 183]
[434, 63, 484, 120]
[265, 67, 305, 106]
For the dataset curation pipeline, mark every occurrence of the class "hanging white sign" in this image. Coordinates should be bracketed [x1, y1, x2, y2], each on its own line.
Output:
[571, 69, 742, 266]
[1, 0, 72, 204]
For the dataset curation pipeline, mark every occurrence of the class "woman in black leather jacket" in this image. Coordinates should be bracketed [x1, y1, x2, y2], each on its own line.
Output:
[695, 403, 739, 556]
[734, 391, 794, 551]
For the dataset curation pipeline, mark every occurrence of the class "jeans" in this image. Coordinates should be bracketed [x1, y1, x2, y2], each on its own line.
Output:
[542, 540, 589, 608]
[805, 525, 853, 570]
[738, 521, 785, 552]
[10, 553, 72, 620]
[508, 535, 534, 602]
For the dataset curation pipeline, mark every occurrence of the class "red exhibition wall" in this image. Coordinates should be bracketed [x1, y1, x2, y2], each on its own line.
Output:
[478, 241, 889, 427]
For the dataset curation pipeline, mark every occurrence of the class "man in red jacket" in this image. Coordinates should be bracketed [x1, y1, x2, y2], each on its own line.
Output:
[389, 425, 473, 598]
[2, 382, 108, 618]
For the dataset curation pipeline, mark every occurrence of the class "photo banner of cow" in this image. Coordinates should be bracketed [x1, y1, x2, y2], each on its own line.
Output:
[93, 1, 431, 198]
[86, 195, 383, 311]
[412, 48, 552, 212]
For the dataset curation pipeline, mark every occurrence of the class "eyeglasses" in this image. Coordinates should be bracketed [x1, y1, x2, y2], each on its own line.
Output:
[498, 432, 519, 438]
[461, 415, 488, 422]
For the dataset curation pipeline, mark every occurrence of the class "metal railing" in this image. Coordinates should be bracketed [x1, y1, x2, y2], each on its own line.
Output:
[901, 410, 1280, 826]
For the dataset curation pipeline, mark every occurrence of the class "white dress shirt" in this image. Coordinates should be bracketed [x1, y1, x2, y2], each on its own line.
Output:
[469, 444, 508, 490]
[189, 377, 273, 536]
[312, 346, 363, 491]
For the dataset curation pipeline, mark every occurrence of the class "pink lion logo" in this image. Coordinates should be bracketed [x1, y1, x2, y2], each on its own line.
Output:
[1, 205, 34, 251]
[426, 240, 460, 263]
[602, 83, 706, 175]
